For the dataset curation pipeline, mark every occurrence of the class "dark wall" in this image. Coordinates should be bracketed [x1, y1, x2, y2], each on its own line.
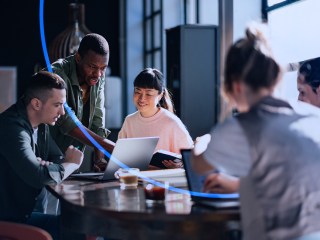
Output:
[0, 0, 120, 97]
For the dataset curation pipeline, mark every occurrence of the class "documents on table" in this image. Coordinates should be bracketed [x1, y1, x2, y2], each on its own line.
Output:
[139, 169, 187, 187]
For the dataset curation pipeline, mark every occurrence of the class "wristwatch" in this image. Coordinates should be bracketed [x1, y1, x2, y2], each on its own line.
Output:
[99, 127, 111, 138]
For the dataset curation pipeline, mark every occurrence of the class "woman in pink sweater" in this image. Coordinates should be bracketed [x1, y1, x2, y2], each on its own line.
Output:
[118, 68, 193, 168]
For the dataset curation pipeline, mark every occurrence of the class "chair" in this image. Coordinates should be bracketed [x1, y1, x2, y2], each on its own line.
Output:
[0, 221, 52, 240]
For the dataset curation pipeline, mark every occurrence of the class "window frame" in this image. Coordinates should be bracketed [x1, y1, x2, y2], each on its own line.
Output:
[261, 0, 315, 102]
[262, 0, 302, 20]
[143, 0, 163, 70]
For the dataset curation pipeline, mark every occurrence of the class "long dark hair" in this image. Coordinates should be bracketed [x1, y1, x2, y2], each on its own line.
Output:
[134, 68, 175, 113]
[78, 33, 109, 57]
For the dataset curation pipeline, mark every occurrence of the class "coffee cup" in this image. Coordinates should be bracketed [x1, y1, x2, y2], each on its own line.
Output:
[143, 180, 169, 203]
[114, 168, 140, 189]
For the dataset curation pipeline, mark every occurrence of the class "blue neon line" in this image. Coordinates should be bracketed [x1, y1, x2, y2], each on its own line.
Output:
[39, 0, 52, 73]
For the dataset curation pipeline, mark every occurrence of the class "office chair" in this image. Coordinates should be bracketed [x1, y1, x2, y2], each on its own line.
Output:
[0, 221, 52, 240]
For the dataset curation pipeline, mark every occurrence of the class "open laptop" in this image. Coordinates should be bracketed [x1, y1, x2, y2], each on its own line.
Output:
[71, 137, 159, 181]
[181, 149, 240, 208]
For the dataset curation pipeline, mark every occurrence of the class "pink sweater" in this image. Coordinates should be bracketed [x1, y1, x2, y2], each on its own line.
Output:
[118, 108, 193, 154]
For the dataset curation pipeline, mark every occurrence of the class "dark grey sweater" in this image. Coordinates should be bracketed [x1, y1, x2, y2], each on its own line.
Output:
[0, 99, 64, 222]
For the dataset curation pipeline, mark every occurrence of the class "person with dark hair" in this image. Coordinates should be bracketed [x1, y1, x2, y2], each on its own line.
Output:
[48, 33, 115, 172]
[192, 23, 320, 240]
[118, 68, 193, 169]
[0, 71, 84, 240]
[297, 57, 320, 107]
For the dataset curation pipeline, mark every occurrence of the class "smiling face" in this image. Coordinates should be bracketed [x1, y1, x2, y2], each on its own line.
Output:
[37, 88, 66, 126]
[133, 87, 163, 117]
[75, 50, 109, 86]
[297, 74, 320, 108]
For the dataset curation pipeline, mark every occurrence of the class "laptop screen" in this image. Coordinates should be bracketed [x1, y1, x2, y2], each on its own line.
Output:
[181, 149, 239, 201]
[71, 137, 159, 181]
[102, 137, 159, 180]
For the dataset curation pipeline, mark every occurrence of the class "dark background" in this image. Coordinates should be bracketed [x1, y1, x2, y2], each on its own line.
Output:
[0, 0, 120, 97]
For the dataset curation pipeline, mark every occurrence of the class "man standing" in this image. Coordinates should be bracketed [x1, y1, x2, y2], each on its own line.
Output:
[49, 33, 115, 171]
[0, 71, 84, 239]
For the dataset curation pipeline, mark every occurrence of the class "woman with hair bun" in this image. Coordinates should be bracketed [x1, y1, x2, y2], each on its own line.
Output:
[119, 68, 193, 169]
[192, 23, 320, 240]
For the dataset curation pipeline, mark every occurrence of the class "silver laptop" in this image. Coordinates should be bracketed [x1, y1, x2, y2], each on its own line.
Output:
[71, 137, 159, 181]
[181, 149, 240, 208]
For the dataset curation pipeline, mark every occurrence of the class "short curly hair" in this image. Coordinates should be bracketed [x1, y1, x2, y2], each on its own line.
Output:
[78, 33, 109, 57]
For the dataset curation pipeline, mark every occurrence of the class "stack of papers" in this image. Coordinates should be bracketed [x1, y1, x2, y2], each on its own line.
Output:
[138, 169, 187, 187]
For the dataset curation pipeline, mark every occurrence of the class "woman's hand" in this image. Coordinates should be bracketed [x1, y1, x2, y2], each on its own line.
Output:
[162, 159, 183, 169]
[203, 172, 240, 194]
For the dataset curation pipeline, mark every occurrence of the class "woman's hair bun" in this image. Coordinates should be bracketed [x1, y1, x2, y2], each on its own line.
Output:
[245, 22, 272, 57]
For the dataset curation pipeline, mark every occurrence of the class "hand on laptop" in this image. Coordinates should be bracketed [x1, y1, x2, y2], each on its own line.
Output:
[93, 146, 109, 172]
[93, 158, 108, 172]
[203, 172, 239, 194]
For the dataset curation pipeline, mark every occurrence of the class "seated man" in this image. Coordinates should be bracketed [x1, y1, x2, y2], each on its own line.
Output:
[0, 71, 84, 240]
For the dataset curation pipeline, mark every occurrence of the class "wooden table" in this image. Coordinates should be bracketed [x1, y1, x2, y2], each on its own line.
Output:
[46, 179, 241, 240]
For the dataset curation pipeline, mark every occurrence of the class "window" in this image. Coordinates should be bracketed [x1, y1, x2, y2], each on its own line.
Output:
[268, 0, 287, 5]
[143, 0, 163, 70]
[262, 0, 320, 101]
[142, 0, 218, 72]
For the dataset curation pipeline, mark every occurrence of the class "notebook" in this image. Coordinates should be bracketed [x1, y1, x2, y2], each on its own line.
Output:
[71, 137, 159, 181]
[181, 149, 240, 208]
[138, 168, 187, 187]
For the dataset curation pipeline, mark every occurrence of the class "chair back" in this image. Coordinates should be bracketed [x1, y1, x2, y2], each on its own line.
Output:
[0, 221, 52, 240]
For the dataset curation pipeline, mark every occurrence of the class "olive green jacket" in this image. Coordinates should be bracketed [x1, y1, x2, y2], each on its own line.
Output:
[49, 55, 106, 152]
